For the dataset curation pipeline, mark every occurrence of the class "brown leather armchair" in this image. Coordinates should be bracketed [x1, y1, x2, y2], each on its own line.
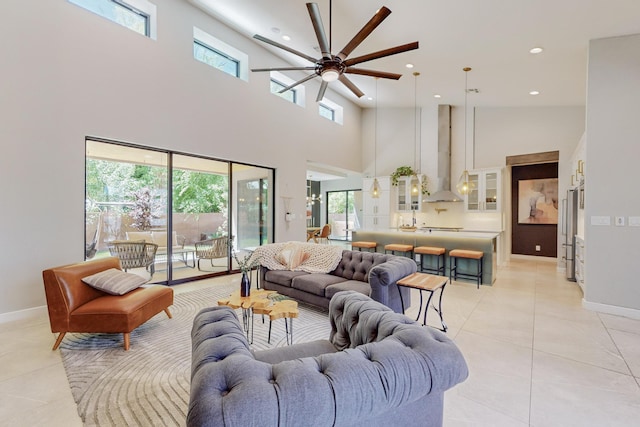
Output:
[42, 257, 174, 351]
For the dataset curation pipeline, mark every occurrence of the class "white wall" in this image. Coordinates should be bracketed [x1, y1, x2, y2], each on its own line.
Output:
[0, 0, 362, 316]
[584, 34, 640, 314]
[474, 107, 585, 264]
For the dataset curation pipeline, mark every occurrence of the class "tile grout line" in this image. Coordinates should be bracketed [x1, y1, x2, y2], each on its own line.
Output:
[597, 312, 640, 389]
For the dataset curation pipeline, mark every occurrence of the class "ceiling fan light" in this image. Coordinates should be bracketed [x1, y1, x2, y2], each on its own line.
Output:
[321, 68, 340, 82]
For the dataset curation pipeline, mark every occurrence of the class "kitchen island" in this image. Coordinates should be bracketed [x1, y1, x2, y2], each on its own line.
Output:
[352, 229, 499, 285]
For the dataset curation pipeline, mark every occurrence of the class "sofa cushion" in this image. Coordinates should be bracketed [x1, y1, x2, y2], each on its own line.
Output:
[325, 280, 371, 299]
[81, 268, 147, 295]
[253, 339, 338, 364]
[264, 270, 308, 288]
[331, 250, 390, 282]
[292, 273, 347, 297]
[125, 231, 152, 243]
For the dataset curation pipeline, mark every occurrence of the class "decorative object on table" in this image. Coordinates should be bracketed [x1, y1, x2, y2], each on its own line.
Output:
[250, 0, 418, 102]
[232, 246, 260, 297]
[456, 67, 476, 196]
[390, 166, 430, 195]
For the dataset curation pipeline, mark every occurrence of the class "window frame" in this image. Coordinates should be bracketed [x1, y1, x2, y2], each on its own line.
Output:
[318, 98, 344, 125]
[193, 27, 249, 81]
[194, 40, 240, 78]
[68, 0, 157, 39]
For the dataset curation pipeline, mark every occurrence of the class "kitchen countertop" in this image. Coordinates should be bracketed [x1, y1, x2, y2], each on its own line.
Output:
[360, 228, 501, 239]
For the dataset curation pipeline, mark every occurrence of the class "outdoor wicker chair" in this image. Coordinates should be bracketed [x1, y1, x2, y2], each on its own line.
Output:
[194, 236, 228, 270]
[108, 242, 158, 278]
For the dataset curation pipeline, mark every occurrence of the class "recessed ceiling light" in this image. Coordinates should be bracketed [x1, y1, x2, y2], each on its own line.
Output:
[529, 47, 543, 54]
[434, 94, 441, 99]
[282, 35, 291, 41]
[529, 90, 540, 95]
[367, 97, 373, 101]
[405, 63, 414, 68]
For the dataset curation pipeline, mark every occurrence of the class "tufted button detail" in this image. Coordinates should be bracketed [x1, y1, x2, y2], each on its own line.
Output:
[269, 379, 276, 384]
[221, 390, 229, 396]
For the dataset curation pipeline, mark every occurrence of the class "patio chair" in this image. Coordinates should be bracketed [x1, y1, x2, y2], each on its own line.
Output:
[195, 236, 229, 270]
[108, 242, 158, 278]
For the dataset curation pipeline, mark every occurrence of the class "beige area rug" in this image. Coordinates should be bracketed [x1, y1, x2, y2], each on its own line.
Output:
[59, 284, 331, 427]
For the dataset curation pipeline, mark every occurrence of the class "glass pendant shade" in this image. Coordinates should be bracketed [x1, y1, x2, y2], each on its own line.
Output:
[456, 170, 475, 195]
[411, 181, 419, 194]
[371, 178, 381, 199]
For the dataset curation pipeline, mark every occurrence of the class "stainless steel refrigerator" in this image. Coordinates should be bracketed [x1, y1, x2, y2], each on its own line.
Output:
[562, 188, 579, 281]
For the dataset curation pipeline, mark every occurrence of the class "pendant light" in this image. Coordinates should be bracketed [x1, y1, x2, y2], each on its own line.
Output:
[371, 78, 380, 198]
[456, 67, 476, 196]
[411, 71, 420, 195]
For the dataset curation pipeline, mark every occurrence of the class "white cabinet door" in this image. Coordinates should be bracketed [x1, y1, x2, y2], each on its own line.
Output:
[465, 168, 502, 213]
[362, 176, 391, 229]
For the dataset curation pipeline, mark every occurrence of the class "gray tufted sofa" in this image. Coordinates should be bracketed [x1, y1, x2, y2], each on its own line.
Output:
[187, 291, 468, 427]
[260, 249, 417, 313]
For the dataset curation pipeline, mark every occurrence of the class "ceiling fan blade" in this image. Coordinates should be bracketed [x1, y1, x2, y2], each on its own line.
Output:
[316, 81, 329, 102]
[252, 66, 317, 72]
[253, 34, 318, 63]
[338, 74, 365, 98]
[345, 68, 402, 80]
[336, 6, 392, 61]
[279, 73, 319, 94]
[307, 3, 331, 59]
[343, 41, 419, 67]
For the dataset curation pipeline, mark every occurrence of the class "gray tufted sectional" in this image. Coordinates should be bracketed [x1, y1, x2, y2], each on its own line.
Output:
[187, 291, 468, 427]
[260, 249, 417, 313]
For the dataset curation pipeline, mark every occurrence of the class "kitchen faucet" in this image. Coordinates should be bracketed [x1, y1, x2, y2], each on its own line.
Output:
[412, 209, 416, 226]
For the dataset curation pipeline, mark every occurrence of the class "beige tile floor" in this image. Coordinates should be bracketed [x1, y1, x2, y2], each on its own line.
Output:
[2, 257, 640, 426]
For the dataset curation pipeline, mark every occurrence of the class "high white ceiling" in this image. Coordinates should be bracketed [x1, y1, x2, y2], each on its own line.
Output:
[191, 0, 640, 109]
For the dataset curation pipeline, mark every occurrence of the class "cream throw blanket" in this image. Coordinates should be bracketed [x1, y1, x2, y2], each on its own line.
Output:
[251, 242, 344, 273]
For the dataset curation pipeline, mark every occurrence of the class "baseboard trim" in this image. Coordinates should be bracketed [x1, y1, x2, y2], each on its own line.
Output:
[583, 299, 640, 320]
[0, 305, 47, 324]
[509, 254, 557, 263]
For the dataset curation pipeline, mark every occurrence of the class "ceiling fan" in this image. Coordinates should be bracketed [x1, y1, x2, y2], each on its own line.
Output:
[251, 1, 419, 102]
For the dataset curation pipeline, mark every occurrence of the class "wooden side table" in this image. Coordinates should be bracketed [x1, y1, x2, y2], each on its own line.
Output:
[218, 289, 275, 343]
[253, 298, 299, 345]
[396, 272, 448, 332]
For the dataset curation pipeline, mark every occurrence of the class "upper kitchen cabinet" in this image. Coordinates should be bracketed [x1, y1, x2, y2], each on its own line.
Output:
[395, 176, 422, 212]
[465, 168, 502, 213]
[362, 176, 391, 229]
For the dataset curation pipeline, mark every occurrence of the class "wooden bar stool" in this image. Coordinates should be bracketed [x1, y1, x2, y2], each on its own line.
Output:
[384, 243, 414, 259]
[351, 241, 377, 252]
[414, 246, 446, 276]
[449, 249, 484, 288]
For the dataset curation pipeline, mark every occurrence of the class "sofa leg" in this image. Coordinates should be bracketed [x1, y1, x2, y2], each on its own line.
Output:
[123, 333, 131, 351]
[164, 308, 173, 319]
[52, 332, 66, 350]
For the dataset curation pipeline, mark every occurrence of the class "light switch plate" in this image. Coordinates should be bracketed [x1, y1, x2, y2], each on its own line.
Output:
[629, 216, 640, 227]
[591, 216, 611, 226]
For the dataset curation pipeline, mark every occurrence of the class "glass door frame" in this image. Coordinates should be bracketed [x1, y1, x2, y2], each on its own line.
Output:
[85, 137, 275, 285]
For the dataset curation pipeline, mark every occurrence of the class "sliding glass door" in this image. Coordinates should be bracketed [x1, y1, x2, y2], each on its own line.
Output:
[85, 139, 274, 284]
[326, 190, 362, 241]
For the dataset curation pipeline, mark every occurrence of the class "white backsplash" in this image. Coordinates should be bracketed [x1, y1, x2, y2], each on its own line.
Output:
[392, 202, 503, 232]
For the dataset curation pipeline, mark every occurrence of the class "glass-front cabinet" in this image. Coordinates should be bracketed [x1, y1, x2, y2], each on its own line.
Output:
[396, 176, 422, 211]
[465, 168, 502, 213]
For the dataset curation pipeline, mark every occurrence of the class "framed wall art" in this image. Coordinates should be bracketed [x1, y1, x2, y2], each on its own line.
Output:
[518, 178, 559, 224]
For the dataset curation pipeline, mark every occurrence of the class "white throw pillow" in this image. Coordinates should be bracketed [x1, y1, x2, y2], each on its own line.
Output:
[82, 268, 147, 295]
